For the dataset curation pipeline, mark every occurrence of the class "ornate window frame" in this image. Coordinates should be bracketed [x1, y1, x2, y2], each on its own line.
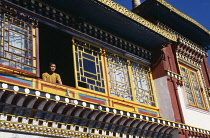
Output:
[72, 37, 106, 93]
[180, 65, 207, 109]
[72, 37, 156, 107]
[0, 13, 38, 76]
[105, 52, 156, 106]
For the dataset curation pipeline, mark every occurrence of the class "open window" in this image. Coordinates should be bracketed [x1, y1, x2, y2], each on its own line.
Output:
[39, 22, 75, 86]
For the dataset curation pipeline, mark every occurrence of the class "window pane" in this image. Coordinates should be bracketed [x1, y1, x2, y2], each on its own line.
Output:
[0, 13, 37, 74]
[180, 66, 205, 108]
[181, 67, 195, 105]
[83, 58, 96, 74]
[74, 39, 105, 93]
[106, 52, 132, 100]
[190, 71, 204, 108]
[131, 62, 155, 106]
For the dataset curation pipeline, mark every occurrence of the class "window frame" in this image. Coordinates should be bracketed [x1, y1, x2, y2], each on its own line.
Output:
[105, 50, 156, 106]
[105, 51, 133, 101]
[72, 37, 107, 94]
[0, 13, 38, 77]
[72, 37, 157, 107]
[180, 65, 206, 109]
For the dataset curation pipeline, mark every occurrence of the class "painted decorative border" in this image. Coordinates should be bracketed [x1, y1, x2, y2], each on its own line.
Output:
[167, 70, 182, 81]
[178, 38, 206, 56]
[0, 82, 210, 135]
[0, 120, 116, 138]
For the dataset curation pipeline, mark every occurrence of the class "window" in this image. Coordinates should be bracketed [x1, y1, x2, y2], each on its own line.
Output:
[180, 66, 205, 108]
[131, 62, 155, 106]
[73, 38, 156, 107]
[0, 14, 37, 75]
[73, 38, 105, 93]
[106, 52, 132, 100]
[106, 54, 155, 105]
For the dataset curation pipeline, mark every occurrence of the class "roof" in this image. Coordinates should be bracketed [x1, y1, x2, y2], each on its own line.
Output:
[38, 0, 177, 50]
[133, 0, 210, 48]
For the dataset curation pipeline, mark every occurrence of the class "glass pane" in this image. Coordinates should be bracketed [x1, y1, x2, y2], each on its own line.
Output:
[107, 53, 132, 100]
[83, 58, 96, 74]
[74, 39, 105, 93]
[190, 71, 204, 108]
[181, 66, 205, 108]
[131, 62, 155, 106]
[0, 14, 36, 74]
[181, 67, 195, 105]
[9, 32, 27, 49]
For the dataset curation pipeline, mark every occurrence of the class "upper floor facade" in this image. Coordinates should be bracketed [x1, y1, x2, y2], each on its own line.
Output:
[0, 0, 210, 137]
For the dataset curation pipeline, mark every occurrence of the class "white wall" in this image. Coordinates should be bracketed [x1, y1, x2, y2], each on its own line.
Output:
[154, 76, 175, 121]
[177, 86, 210, 130]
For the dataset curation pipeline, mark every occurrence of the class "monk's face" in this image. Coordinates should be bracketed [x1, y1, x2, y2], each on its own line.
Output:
[50, 64, 56, 72]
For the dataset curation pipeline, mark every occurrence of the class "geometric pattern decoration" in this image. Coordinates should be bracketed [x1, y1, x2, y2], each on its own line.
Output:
[79, 93, 106, 105]
[0, 13, 37, 75]
[176, 38, 206, 65]
[73, 38, 105, 93]
[157, 21, 206, 53]
[167, 70, 183, 81]
[106, 52, 132, 100]
[0, 120, 117, 138]
[131, 62, 155, 106]
[106, 53, 155, 105]
[138, 108, 158, 117]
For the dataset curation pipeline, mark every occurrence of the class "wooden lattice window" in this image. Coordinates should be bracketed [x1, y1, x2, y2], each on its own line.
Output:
[73, 38, 105, 93]
[131, 62, 155, 106]
[180, 66, 205, 108]
[106, 52, 132, 100]
[73, 38, 156, 107]
[0, 13, 37, 75]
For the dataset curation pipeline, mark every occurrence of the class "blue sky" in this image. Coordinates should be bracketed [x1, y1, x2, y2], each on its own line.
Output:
[113, 0, 210, 65]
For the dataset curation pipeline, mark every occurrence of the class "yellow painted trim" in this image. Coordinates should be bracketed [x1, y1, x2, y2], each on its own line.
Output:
[167, 70, 183, 81]
[32, 27, 37, 74]
[76, 86, 107, 96]
[72, 38, 78, 91]
[100, 48, 108, 95]
[0, 120, 118, 137]
[149, 68, 159, 113]
[110, 98, 158, 111]
[101, 49, 111, 106]
[128, 60, 136, 102]
[0, 67, 34, 81]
